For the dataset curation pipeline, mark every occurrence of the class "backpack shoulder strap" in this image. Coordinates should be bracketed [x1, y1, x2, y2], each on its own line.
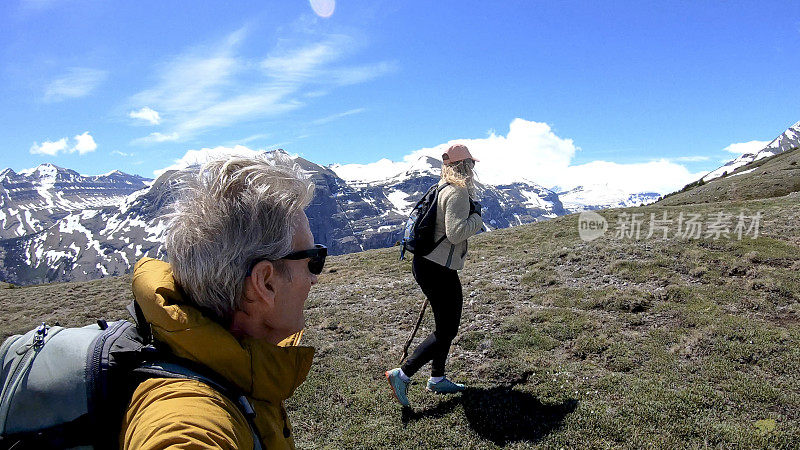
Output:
[431, 182, 450, 247]
[433, 182, 450, 205]
[126, 300, 152, 345]
[411, 183, 439, 209]
[131, 360, 264, 450]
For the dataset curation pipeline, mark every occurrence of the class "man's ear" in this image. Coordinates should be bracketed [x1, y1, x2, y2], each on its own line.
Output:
[245, 260, 277, 308]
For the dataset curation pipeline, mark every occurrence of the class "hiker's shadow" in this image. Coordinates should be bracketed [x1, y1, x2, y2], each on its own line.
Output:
[402, 386, 578, 446]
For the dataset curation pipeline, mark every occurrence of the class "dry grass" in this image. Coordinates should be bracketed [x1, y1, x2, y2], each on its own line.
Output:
[0, 274, 133, 340]
[2, 193, 798, 448]
[660, 147, 800, 205]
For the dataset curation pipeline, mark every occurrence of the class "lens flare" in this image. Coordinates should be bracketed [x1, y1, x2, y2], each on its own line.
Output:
[309, 0, 335, 18]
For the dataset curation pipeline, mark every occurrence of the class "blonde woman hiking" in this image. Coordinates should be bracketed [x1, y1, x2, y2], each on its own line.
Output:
[386, 144, 484, 407]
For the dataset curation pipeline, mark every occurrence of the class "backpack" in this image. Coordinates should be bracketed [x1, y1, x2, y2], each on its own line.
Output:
[0, 302, 264, 450]
[399, 183, 449, 260]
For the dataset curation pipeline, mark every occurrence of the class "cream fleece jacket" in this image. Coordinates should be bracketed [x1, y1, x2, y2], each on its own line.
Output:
[422, 181, 483, 270]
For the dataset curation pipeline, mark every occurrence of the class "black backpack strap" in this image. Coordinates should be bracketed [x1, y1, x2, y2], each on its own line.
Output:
[0, 415, 95, 450]
[432, 182, 450, 247]
[126, 300, 152, 345]
[131, 360, 264, 450]
[410, 183, 439, 210]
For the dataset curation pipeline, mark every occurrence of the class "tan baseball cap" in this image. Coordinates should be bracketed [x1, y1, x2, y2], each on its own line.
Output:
[442, 144, 479, 165]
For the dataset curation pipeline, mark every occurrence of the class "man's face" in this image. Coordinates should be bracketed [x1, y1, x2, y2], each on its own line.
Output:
[268, 211, 318, 339]
[234, 210, 319, 343]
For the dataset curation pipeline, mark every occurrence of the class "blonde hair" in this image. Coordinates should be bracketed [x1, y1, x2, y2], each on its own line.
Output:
[441, 159, 476, 195]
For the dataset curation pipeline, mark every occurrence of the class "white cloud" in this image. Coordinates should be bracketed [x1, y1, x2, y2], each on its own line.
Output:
[559, 159, 704, 194]
[130, 28, 393, 142]
[670, 155, 711, 162]
[129, 107, 161, 125]
[237, 133, 271, 144]
[155, 145, 311, 177]
[334, 119, 576, 184]
[330, 62, 396, 85]
[311, 108, 366, 125]
[331, 158, 408, 182]
[133, 54, 238, 114]
[29, 132, 98, 156]
[154, 145, 266, 177]
[72, 131, 97, 154]
[111, 150, 133, 157]
[332, 118, 706, 195]
[43, 68, 108, 102]
[172, 90, 302, 137]
[722, 140, 769, 155]
[132, 132, 180, 145]
[261, 39, 344, 78]
[30, 138, 68, 156]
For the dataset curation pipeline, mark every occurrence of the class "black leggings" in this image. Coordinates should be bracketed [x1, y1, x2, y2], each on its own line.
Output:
[401, 256, 463, 378]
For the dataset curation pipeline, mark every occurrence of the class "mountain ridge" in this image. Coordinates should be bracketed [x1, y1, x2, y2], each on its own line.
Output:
[702, 120, 800, 182]
[0, 153, 657, 286]
[659, 145, 800, 206]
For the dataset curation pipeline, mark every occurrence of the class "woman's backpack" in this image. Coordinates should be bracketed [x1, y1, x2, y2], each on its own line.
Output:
[399, 183, 449, 260]
[0, 303, 263, 450]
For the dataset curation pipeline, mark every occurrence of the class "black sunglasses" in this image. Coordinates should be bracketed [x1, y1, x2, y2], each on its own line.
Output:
[247, 244, 327, 276]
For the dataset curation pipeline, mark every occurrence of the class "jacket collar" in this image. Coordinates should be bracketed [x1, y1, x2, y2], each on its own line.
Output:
[131, 257, 315, 404]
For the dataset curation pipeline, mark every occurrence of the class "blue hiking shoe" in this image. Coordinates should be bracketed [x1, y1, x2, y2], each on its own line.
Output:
[385, 368, 411, 406]
[426, 377, 466, 394]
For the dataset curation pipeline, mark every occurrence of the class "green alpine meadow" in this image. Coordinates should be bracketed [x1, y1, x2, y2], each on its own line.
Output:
[3, 178, 798, 448]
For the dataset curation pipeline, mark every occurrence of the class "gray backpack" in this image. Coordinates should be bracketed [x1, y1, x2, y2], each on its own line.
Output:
[0, 304, 264, 449]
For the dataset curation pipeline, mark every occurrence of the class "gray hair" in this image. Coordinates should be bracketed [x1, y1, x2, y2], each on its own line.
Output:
[163, 155, 314, 324]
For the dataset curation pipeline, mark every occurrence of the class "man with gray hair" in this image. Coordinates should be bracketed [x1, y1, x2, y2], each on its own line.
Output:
[121, 155, 326, 449]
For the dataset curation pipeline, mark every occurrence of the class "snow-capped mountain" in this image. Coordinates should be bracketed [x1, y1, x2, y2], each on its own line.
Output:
[0, 164, 149, 240]
[557, 184, 660, 213]
[307, 152, 565, 252]
[0, 151, 653, 285]
[0, 168, 162, 285]
[703, 120, 800, 182]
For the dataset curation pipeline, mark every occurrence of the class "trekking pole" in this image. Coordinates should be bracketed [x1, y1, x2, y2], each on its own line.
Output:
[399, 299, 428, 364]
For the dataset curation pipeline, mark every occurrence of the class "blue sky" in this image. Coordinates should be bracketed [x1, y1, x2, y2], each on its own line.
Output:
[1, 0, 798, 192]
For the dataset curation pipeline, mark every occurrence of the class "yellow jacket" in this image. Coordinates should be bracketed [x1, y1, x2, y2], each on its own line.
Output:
[121, 258, 315, 449]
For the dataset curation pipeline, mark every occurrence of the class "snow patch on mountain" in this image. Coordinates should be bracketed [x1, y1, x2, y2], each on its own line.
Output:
[704, 121, 800, 182]
[0, 146, 709, 286]
[518, 183, 552, 209]
[0, 164, 150, 239]
[730, 168, 756, 177]
[386, 190, 412, 214]
[559, 184, 660, 213]
[330, 158, 408, 183]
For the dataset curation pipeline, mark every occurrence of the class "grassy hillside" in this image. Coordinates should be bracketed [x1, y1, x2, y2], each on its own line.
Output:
[659, 147, 800, 206]
[1, 193, 798, 448]
[0, 273, 133, 340]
